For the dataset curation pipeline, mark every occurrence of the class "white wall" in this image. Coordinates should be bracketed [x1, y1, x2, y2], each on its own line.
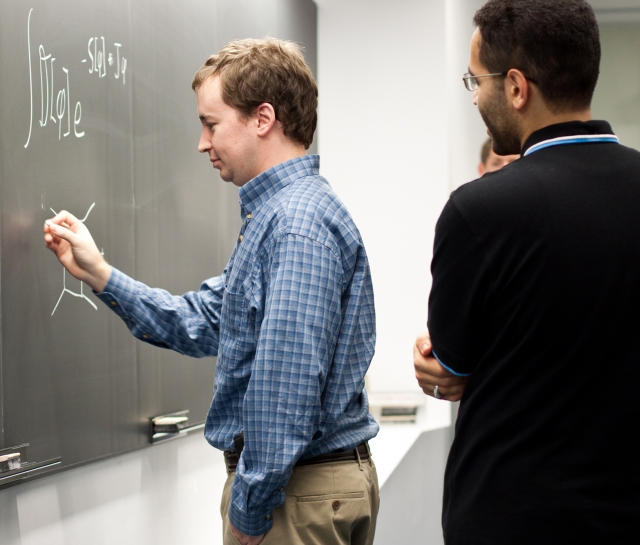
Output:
[317, 0, 446, 398]
[316, 0, 486, 407]
[592, 24, 640, 151]
[446, 0, 492, 190]
[590, 0, 640, 9]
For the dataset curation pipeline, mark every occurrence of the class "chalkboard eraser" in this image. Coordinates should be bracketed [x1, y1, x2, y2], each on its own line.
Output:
[153, 416, 189, 433]
[0, 453, 21, 473]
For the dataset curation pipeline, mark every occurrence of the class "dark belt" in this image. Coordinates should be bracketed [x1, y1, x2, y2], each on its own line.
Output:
[224, 441, 371, 473]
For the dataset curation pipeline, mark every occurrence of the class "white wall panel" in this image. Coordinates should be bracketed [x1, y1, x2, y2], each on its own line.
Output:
[592, 24, 640, 151]
[317, 0, 450, 398]
[446, 0, 490, 190]
[316, 0, 490, 410]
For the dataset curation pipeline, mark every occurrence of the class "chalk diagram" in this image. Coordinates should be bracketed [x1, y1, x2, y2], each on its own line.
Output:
[50, 202, 103, 316]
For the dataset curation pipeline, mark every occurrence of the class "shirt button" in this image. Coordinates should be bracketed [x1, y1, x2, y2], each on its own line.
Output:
[332, 500, 340, 511]
[143, 334, 149, 339]
[279, 487, 284, 491]
[110, 301, 117, 307]
[238, 235, 243, 242]
[265, 514, 271, 521]
[247, 213, 252, 219]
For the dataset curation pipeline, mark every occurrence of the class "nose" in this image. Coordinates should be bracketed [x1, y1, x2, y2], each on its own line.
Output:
[198, 128, 211, 154]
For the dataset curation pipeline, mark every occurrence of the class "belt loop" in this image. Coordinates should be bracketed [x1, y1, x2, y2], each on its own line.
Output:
[224, 452, 231, 476]
[355, 445, 364, 471]
[365, 442, 374, 469]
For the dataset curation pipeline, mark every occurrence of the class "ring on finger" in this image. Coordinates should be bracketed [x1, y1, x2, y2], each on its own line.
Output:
[434, 385, 443, 399]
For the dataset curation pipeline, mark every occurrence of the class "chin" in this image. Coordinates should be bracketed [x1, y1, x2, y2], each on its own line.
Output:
[487, 129, 520, 156]
[218, 170, 233, 183]
[223, 176, 245, 188]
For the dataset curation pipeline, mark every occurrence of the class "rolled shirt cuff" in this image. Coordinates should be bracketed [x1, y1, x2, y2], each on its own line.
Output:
[94, 267, 139, 319]
[228, 500, 274, 536]
[94, 268, 168, 347]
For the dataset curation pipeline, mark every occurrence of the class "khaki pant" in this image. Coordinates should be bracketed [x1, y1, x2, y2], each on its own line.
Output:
[221, 458, 379, 545]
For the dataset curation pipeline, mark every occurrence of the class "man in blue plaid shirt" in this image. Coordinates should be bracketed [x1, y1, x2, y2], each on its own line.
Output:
[45, 38, 379, 545]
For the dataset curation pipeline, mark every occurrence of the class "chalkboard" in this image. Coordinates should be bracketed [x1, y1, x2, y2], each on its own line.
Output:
[0, 0, 317, 482]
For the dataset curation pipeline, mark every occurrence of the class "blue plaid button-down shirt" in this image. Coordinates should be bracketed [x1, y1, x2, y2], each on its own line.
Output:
[96, 155, 379, 535]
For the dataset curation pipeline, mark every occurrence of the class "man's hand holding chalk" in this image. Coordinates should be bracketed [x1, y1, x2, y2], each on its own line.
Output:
[44, 210, 111, 293]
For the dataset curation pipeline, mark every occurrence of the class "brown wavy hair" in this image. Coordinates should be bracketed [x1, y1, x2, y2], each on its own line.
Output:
[192, 38, 317, 149]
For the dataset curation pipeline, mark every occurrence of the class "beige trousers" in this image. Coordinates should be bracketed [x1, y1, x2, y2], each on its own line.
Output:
[221, 458, 379, 545]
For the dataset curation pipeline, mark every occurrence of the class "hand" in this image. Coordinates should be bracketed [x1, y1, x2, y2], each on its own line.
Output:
[44, 210, 112, 293]
[414, 331, 468, 401]
[230, 522, 265, 545]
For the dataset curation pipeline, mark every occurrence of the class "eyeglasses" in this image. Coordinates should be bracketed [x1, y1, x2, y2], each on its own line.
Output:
[462, 72, 506, 91]
[462, 72, 539, 91]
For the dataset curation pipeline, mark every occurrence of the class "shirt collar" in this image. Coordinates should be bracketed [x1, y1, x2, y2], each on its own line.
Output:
[521, 120, 616, 156]
[238, 155, 320, 218]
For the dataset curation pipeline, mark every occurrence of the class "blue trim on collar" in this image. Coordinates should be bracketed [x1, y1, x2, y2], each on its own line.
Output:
[432, 350, 471, 377]
[524, 135, 620, 157]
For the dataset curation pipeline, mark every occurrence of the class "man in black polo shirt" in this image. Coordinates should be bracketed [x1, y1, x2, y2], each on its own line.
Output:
[414, 0, 640, 543]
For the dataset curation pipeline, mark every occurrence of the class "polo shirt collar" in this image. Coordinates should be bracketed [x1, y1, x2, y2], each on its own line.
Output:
[238, 154, 320, 218]
[521, 120, 616, 156]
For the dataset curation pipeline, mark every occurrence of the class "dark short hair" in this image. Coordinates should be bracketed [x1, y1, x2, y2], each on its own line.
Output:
[473, 0, 600, 112]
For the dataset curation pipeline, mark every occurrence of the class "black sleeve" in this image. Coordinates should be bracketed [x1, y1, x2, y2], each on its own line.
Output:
[427, 198, 491, 376]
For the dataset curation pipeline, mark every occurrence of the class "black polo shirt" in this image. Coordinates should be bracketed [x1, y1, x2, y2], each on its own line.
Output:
[429, 121, 640, 544]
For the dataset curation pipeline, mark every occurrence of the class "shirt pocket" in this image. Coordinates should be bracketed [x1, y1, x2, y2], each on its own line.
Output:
[221, 288, 247, 339]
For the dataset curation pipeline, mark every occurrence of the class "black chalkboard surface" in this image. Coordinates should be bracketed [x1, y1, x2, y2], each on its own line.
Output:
[0, 0, 316, 483]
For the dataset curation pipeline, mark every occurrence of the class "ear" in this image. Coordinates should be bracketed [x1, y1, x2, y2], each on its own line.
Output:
[478, 163, 485, 177]
[255, 102, 278, 137]
[504, 69, 531, 111]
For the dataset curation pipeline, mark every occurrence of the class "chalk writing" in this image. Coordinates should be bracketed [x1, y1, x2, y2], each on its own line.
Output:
[24, 8, 128, 148]
[83, 38, 127, 83]
[50, 203, 100, 316]
[24, 9, 34, 149]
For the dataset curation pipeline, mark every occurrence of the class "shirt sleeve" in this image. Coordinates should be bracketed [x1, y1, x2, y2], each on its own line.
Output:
[228, 233, 343, 535]
[428, 198, 491, 376]
[95, 267, 223, 358]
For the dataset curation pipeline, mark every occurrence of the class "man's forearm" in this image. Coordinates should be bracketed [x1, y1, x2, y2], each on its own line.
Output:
[83, 262, 112, 293]
[95, 268, 223, 358]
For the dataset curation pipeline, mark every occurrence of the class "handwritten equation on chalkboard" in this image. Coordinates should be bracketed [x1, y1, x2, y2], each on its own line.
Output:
[24, 8, 129, 148]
